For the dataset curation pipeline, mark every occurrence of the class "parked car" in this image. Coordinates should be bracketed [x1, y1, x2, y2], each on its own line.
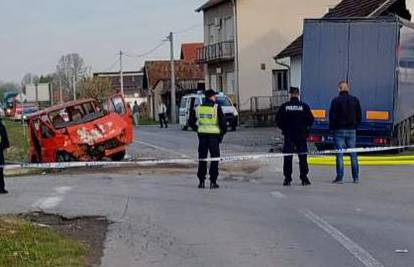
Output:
[179, 92, 238, 131]
[27, 94, 133, 163]
[13, 103, 39, 121]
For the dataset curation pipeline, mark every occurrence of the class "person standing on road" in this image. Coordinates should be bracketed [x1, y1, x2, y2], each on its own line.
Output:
[132, 101, 140, 127]
[158, 101, 168, 128]
[276, 87, 314, 186]
[0, 118, 10, 194]
[330, 81, 362, 184]
[189, 89, 227, 189]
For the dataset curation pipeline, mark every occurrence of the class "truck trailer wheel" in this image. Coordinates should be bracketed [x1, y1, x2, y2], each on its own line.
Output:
[111, 151, 126, 161]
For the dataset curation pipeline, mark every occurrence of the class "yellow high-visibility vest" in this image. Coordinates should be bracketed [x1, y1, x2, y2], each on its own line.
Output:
[196, 104, 220, 134]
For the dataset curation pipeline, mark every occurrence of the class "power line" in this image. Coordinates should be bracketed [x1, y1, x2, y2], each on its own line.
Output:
[100, 58, 120, 73]
[124, 41, 167, 58]
[173, 23, 202, 35]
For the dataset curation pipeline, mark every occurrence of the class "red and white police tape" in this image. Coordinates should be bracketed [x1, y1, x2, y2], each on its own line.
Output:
[3, 144, 414, 170]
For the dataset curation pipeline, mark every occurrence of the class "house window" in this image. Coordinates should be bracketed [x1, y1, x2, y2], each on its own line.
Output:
[208, 24, 215, 44]
[272, 70, 288, 92]
[223, 17, 234, 41]
[226, 72, 235, 95]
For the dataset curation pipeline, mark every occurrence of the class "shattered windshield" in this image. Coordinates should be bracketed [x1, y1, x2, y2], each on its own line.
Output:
[49, 101, 104, 129]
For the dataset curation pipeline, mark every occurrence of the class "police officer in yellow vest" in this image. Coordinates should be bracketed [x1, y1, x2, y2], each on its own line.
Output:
[190, 89, 227, 189]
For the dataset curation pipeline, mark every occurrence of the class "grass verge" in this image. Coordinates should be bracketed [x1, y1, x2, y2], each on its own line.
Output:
[3, 119, 29, 163]
[138, 118, 159, 126]
[0, 216, 87, 267]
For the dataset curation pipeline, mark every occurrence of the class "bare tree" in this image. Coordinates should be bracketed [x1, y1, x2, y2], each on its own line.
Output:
[0, 81, 20, 96]
[56, 53, 87, 98]
[77, 77, 113, 104]
[21, 73, 39, 86]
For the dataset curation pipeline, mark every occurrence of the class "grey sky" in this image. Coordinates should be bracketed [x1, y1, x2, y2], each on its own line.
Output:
[0, 0, 206, 82]
[2, 0, 414, 83]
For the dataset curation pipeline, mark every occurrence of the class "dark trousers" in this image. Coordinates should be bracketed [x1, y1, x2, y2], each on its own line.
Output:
[159, 113, 168, 128]
[197, 136, 221, 183]
[283, 137, 309, 182]
[0, 168, 4, 190]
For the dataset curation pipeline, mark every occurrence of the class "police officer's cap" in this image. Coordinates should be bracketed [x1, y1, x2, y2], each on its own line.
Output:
[204, 89, 217, 98]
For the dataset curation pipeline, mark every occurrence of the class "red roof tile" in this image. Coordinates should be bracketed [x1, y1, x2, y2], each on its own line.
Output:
[180, 43, 204, 62]
[144, 60, 205, 89]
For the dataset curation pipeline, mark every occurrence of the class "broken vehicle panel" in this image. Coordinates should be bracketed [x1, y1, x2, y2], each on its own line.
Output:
[27, 94, 133, 163]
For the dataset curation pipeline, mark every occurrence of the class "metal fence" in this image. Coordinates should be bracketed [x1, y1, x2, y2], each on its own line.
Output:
[250, 94, 289, 113]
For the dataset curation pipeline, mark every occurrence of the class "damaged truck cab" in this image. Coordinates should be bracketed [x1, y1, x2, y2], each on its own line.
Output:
[27, 95, 133, 163]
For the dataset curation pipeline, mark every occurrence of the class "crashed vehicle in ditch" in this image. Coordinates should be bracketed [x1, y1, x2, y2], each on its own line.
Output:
[27, 95, 133, 163]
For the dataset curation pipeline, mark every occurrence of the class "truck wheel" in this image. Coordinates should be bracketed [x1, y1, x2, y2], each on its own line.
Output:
[315, 143, 327, 151]
[231, 125, 237, 131]
[111, 151, 126, 161]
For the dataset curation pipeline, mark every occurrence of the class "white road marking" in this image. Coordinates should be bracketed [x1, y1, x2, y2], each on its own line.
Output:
[271, 191, 287, 199]
[134, 140, 189, 158]
[32, 186, 73, 210]
[301, 209, 384, 267]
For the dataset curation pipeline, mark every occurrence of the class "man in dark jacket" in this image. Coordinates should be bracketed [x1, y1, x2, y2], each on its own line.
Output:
[0, 119, 10, 194]
[189, 89, 227, 189]
[330, 81, 362, 184]
[276, 87, 314, 186]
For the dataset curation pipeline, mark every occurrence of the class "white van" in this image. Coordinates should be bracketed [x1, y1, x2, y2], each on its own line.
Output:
[179, 92, 239, 131]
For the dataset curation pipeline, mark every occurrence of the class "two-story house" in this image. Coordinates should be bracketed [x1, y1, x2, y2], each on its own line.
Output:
[196, 0, 341, 112]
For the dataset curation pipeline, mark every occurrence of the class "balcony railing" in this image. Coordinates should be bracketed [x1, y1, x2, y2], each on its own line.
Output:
[197, 40, 235, 63]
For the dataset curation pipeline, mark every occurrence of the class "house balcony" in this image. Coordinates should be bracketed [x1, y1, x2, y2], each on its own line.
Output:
[197, 40, 235, 64]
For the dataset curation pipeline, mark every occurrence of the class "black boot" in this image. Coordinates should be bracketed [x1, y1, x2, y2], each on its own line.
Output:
[283, 178, 292, 186]
[301, 178, 311, 186]
[0, 189, 8, 194]
[198, 180, 205, 189]
[210, 182, 220, 189]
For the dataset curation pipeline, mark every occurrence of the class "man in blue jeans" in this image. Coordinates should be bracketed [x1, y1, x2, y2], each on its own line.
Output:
[329, 81, 362, 184]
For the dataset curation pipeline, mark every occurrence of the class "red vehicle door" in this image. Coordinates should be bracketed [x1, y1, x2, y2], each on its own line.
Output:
[104, 95, 133, 144]
[29, 117, 58, 163]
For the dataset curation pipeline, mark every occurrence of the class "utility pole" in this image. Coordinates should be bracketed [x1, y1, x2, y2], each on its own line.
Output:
[167, 32, 176, 123]
[119, 50, 124, 96]
[59, 78, 63, 103]
[73, 72, 77, 101]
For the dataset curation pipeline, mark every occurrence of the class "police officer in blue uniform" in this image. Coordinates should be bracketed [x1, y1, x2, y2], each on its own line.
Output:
[189, 89, 227, 189]
[276, 87, 314, 186]
[0, 118, 10, 194]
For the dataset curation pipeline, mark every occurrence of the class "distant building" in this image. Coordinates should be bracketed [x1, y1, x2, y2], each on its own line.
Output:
[143, 60, 205, 119]
[275, 0, 412, 90]
[196, 0, 342, 111]
[93, 71, 146, 107]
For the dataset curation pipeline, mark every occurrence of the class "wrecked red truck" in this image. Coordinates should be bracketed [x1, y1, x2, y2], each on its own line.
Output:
[27, 95, 133, 163]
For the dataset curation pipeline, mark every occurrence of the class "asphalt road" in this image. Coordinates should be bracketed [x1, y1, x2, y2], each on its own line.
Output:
[128, 124, 281, 159]
[1, 125, 413, 267]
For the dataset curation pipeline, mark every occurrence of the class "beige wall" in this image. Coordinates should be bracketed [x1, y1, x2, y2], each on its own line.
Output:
[236, 0, 340, 110]
[203, 2, 233, 44]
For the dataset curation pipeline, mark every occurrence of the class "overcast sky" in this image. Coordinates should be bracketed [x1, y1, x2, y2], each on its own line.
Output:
[0, 0, 206, 82]
[1, 0, 414, 83]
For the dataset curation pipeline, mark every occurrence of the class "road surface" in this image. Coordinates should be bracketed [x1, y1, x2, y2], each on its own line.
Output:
[1, 125, 413, 267]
